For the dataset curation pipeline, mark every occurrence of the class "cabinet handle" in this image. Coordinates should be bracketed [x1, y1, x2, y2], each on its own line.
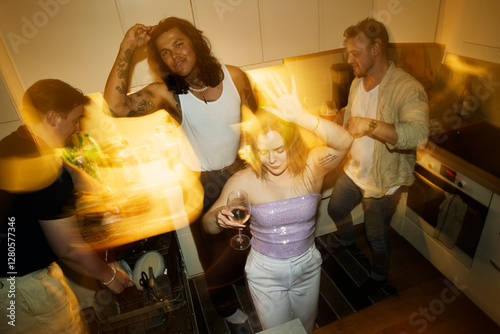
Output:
[490, 259, 500, 273]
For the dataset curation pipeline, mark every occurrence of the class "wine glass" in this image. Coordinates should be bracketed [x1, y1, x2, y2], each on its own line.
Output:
[227, 190, 251, 250]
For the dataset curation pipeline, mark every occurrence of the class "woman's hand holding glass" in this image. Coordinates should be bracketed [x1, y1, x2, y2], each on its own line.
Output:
[216, 190, 251, 250]
[216, 207, 247, 230]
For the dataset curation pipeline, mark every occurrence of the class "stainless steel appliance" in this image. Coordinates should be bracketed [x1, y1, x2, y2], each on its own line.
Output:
[403, 119, 500, 286]
[406, 151, 493, 266]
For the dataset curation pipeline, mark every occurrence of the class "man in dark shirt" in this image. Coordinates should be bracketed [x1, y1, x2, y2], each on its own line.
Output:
[0, 79, 131, 333]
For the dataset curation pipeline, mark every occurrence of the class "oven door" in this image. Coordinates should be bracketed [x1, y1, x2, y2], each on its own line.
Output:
[407, 164, 488, 259]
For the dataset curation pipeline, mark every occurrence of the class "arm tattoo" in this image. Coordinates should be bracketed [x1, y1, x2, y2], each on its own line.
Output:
[117, 81, 128, 96]
[108, 108, 119, 117]
[128, 99, 155, 117]
[174, 93, 182, 114]
[115, 49, 133, 95]
[318, 153, 339, 166]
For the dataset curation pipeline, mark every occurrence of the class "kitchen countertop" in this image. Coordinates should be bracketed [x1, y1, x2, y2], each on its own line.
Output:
[426, 114, 500, 195]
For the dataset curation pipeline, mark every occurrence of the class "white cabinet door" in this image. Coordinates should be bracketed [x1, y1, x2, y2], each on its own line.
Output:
[0, 74, 19, 124]
[192, 0, 262, 67]
[440, 0, 500, 64]
[259, 0, 319, 61]
[115, 0, 194, 87]
[466, 249, 500, 326]
[0, 0, 124, 95]
[466, 193, 500, 325]
[373, 0, 440, 43]
[460, 0, 500, 63]
[319, 0, 373, 51]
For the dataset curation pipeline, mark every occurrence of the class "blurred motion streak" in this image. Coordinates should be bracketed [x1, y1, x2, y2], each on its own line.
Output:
[68, 94, 204, 249]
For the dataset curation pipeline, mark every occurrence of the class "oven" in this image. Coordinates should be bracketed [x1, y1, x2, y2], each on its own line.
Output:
[405, 151, 494, 269]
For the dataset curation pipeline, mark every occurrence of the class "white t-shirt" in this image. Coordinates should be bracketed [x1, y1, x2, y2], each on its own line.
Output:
[345, 82, 378, 190]
[345, 81, 400, 196]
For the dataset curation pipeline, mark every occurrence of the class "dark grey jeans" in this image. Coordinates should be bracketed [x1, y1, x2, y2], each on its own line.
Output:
[327, 172, 402, 281]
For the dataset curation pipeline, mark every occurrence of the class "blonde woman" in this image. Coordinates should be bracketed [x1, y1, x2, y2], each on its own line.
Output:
[203, 74, 353, 333]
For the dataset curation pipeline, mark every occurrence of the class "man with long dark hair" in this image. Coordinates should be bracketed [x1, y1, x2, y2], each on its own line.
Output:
[104, 17, 257, 328]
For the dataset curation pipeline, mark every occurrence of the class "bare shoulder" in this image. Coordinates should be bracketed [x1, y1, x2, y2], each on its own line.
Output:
[225, 65, 257, 111]
[230, 167, 255, 182]
[224, 167, 257, 189]
[222, 167, 261, 202]
[226, 65, 247, 86]
[226, 65, 244, 76]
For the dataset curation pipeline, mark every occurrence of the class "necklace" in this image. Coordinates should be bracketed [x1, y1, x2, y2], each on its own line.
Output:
[188, 85, 208, 92]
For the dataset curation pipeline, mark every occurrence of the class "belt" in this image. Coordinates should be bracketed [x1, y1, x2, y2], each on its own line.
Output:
[201, 157, 245, 178]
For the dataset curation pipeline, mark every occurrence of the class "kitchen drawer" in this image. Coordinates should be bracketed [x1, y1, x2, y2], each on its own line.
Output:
[402, 215, 470, 286]
[466, 248, 500, 326]
[476, 218, 500, 260]
[476, 192, 500, 256]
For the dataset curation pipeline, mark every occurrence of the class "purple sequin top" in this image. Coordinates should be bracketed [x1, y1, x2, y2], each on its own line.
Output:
[249, 194, 321, 259]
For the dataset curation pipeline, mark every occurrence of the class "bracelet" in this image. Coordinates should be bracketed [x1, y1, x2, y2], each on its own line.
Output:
[311, 116, 320, 132]
[102, 267, 117, 286]
[368, 119, 378, 132]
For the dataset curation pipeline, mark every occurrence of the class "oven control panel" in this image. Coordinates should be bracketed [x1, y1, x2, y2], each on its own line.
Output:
[416, 150, 493, 207]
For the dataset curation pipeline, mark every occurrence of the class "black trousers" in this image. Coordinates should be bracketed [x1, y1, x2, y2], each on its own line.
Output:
[189, 159, 250, 317]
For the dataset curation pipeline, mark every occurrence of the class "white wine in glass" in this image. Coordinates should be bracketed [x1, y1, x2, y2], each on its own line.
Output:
[227, 190, 251, 250]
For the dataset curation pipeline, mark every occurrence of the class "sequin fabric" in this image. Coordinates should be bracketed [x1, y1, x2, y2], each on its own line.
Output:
[249, 194, 321, 259]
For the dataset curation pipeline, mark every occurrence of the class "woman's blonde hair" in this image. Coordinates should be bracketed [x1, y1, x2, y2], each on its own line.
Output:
[246, 109, 313, 192]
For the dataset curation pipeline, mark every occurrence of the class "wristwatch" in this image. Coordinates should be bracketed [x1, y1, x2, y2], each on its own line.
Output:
[368, 119, 377, 132]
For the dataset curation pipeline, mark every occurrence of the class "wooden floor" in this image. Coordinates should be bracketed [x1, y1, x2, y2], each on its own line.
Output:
[313, 225, 500, 334]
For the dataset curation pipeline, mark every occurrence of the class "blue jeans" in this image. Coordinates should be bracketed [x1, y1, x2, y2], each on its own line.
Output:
[327, 172, 402, 281]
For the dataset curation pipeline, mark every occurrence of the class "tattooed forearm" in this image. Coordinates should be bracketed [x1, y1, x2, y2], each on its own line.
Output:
[116, 81, 128, 96]
[117, 49, 133, 79]
[114, 49, 133, 95]
[318, 153, 339, 166]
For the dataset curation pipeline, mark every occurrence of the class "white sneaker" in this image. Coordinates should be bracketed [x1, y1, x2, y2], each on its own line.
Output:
[224, 308, 248, 324]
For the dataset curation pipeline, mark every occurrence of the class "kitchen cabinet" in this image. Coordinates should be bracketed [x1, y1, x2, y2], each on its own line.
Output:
[438, 0, 500, 64]
[319, 0, 373, 51]
[192, 0, 262, 67]
[0, 76, 18, 124]
[401, 212, 470, 287]
[466, 192, 500, 326]
[259, 0, 319, 61]
[0, 75, 22, 140]
[0, 0, 194, 95]
[373, 0, 440, 43]
[194, 0, 320, 65]
[0, 0, 124, 95]
[459, 0, 500, 64]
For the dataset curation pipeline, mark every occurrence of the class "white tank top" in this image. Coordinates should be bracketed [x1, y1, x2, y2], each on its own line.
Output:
[179, 65, 241, 171]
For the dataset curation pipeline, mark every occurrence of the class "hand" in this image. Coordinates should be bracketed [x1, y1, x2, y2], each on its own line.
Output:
[347, 116, 371, 138]
[107, 268, 134, 294]
[261, 73, 307, 122]
[216, 207, 246, 229]
[121, 23, 152, 50]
